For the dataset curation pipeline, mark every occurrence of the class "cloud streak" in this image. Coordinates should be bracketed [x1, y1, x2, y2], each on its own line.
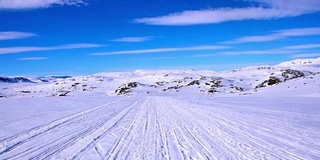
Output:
[196, 43, 320, 57]
[0, 31, 36, 40]
[134, 0, 320, 25]
[254, 0, 320, 13]
[91, 45, 229, 56]
[18, 57, 48, 60]
[0, 0, 85, 10]
[223, 27, 320, 43]
[283, 43, 320, 50]
[134, 8, 297, 26]
[192, 49, 300, 57]
[218, 49, 302, 56]
[112, 37, 152, 43]
[289, 53, 320, 59]
[0, 43, 103, 55]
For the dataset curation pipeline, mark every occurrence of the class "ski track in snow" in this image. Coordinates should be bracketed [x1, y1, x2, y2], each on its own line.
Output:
[1, 96, 320, 160]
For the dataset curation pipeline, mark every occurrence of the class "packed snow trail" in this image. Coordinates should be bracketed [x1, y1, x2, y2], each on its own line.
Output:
[1, 96, 320, 159]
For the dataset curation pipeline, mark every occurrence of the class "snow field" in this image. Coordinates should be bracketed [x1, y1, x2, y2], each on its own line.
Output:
[1, 95, 319, 159]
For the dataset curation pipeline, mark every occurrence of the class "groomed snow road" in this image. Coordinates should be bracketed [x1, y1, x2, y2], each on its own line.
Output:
[1, 96, 320, 160]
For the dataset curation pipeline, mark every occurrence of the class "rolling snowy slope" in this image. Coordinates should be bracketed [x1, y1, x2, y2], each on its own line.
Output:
[0, 58, 320, 159]
[1, 58, 319, 98]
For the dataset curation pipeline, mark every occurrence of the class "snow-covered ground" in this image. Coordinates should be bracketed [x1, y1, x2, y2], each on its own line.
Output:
[0, 58, 320, 159]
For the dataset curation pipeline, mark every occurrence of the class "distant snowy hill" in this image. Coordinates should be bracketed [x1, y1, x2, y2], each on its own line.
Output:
[0, 77, 34, 83]
[0, 57, 319, 98]
[277, 57, 320, 67]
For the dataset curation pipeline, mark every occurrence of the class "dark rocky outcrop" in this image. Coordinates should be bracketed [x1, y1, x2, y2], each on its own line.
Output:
[281, 69, 304, 81]
[21, 91, 31, 93]
[256, 77, 281, 89]
[256, 69, 306, 89]
[151, 81, 167, 88]
[209, 78, 223, 88]
[187, 80, 200, 86]
[205, 78, 224, 94]
[58, 91, 70, 96]
[155, 81, 166, 86]
[115, 82, 138, 95]
[71, 83, 80, 87]
[162, 85, 183, 92]
[172, 77, 193, 83]
[208, 88, 219, 93]
[230, 86, 244, 92]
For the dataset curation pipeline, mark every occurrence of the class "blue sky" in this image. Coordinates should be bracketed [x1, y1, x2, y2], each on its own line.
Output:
[1, 0, 320, 76]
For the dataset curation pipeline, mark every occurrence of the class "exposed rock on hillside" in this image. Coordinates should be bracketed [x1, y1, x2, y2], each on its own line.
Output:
[162, 85, 184, 92]
[281, 69, 304, 81]
[59, 91, 70, 96]
[187, 80, 200, 86]
[172, 77, 193, 83]
[256, 69, 307, 89]
[115, 82, 138, 95]
[205, 78, 224, 93]
[1, 57, 319, 98]
[256, 77, 281, 89]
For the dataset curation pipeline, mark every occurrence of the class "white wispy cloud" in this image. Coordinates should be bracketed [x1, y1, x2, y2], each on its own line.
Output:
[223, 27, 320, 43]
[196, 42, 320, 57]
[0, 31, 36, 40]
[0, 43, 103, 54]
[289, 53, 320, 59]
[135, 56, 181, 61]
[134, 8, 296, 26]
[134, 0, 320, 25]
[254, 0, 320, 13]
[283, 43, 320, 50]
[90, 45, 229, 56]
[218, 49, 302, 56]
[112, 37, 152, 43]
[18, 57, 48, 60]
[0, 0, 85, 10]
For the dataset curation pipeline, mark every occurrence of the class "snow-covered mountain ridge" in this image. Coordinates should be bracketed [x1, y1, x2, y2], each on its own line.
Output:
[1, 57, 319, 98]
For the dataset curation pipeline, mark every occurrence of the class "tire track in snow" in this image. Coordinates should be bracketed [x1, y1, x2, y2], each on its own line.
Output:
[102, 98, 156, 160]
[190, 103, 320, 159]
[30, 100, 142, 160]
[0, 98, 127, 159]
[1, 96, 319, 159]
[166, 98, 319, 160]
[156, 100, 206, 160]
[69, 98, 145, 160]
[154, 102, 170, 160]
[167, 99, 287, 159]
[111, 98, 155, 160]
[166, 100, 269, 159]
